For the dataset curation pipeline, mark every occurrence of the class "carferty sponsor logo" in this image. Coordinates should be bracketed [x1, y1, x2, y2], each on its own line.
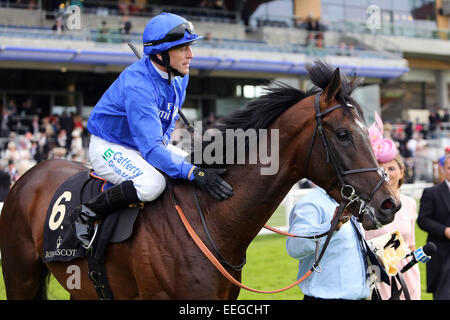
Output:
[102, 148, 115, 161]
[107, 152, 144, 180]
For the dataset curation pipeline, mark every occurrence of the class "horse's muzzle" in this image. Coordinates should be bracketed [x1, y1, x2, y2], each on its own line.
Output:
[359, 196, 400, 230]
[379, 196, 401, 224]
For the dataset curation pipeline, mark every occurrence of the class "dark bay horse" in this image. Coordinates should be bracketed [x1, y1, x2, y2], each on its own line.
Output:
[0, 61, 400, 299]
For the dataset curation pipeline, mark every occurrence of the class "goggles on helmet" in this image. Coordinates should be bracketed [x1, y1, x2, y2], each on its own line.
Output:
[143, 21, 195, 47]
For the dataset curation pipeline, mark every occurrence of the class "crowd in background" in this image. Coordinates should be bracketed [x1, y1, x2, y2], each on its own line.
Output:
[0, 98, 88, 188]
[1, 96, 449, 190]
[385, 107, 450, 184]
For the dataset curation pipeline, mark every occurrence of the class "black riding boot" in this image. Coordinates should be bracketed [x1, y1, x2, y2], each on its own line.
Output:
[73, 180, 139, 248]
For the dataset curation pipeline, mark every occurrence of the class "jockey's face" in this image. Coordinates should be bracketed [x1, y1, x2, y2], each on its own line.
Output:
[167, 44, 193, 76]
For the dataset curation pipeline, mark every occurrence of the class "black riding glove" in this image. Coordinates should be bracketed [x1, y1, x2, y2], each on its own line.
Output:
[192, 167, 233, 201]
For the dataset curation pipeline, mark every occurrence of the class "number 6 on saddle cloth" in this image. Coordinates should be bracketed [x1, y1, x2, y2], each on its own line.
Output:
[42, 170, 141, 264]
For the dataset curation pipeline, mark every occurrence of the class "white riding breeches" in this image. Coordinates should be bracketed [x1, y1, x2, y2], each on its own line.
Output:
[88, 135, 189, 202]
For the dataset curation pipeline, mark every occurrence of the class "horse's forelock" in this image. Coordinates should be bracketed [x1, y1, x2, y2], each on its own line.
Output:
[306, 59, 363, 100]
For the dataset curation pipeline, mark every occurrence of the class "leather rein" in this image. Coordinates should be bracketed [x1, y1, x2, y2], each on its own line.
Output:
[170, 92, 389, 293]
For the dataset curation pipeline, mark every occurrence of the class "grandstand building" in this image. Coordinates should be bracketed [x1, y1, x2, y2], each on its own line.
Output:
[0, 0, 448, 126]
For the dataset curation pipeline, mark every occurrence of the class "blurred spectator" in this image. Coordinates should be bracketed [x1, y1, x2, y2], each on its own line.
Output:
[53, 2, 66, 34]
[17, 98, 37, 133]
[118, 0, 129, 15]
[31, 115, 40, 135]
[438, 146, 450, 182]
[347, 44, 355, 56]
[0, 170, 10, 201]
[442, 109, 449, 131]
[17, 135, 31, 159]
[384, 122, 393, 140]
[204, 32, 212, 41]
[28, 0, 36, 10]
[42, 116, 55, 136]
[404, 121, 413, 140]
[305, 15, 324, 48]
[365, 151, 421, 300]
[0, 107, 13, 138]
[18, 98, 36, 116]
[5, 99, 17, 116]
[128, 1, 142, 14]
[73, 114, 84, 131]
[414, 118, 424, 137]
[3, 141, 21, 165]
[4, 160, 18, 185]
[417, 154, 450, 300]
[415, 141, 433, 181]
[48, 147, 67, 160]
[57, 129, 67, 148]
[16, 159, 36, 178]
[30, 138, 42, 163]
[120, 15, 132, 35]
[428, 109, 441, 139]
[337, 42, 347, 56]
[241, 2, 251, 30]
[97, 20, 110, 42]
[68, 128, 85, 162]
[213, 0, 226, 10]
[407, 132, 426, 159]
[60, 111, 74, 149]
[397, 131, 410, 158]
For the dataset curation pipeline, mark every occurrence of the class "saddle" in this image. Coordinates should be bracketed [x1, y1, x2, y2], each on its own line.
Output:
[42, 170, 142, 299]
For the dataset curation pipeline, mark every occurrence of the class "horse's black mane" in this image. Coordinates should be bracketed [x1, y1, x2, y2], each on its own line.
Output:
[213, 60, 364, 133]
[212, 83, 317, 133]
[189, 60, 364, 167]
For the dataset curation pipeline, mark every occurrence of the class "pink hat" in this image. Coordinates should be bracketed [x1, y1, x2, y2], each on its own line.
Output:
[368, 112, 397, 163]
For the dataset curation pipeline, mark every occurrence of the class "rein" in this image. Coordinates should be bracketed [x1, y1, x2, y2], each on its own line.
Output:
[169, 179, 351, 293]
[166, 91, 390, 293]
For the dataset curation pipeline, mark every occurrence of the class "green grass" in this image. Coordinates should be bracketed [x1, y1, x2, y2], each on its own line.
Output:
[237, 223, 433, 300]
[0, 223, 433, 300]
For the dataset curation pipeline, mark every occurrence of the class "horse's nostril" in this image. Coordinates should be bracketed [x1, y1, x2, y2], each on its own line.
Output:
[382, 199, 394, 210]
[380, 197, 399, 217]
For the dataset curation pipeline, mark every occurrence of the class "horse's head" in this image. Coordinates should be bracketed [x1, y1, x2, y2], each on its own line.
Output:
[303, 61, 400, 230]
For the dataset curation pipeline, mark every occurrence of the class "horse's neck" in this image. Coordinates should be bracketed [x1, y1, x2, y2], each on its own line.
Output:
[195, 103, 312, 264]
[201, 162, 296, 261]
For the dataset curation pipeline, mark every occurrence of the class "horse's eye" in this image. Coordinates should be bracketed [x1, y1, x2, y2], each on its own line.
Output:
[336, 129, 350, 141]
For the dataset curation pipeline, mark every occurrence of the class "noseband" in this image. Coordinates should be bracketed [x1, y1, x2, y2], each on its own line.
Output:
[304, 93, 389, 227]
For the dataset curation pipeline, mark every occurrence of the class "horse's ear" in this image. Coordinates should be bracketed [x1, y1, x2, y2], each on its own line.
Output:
[321, 68, 341, 105]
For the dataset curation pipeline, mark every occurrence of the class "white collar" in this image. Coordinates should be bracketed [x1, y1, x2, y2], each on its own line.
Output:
[151, 60, 168, 80]
[445, 179, 450, 191]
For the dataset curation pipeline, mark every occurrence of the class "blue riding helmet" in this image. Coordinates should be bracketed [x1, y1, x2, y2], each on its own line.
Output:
[143, 12, 202, 56]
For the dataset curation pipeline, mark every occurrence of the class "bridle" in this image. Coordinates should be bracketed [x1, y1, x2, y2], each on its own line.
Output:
[169, 91, 391, 293]
[304, 92, 389, 228]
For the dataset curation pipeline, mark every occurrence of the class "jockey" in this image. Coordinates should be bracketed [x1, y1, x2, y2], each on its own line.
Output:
[72, 12, 233, 248]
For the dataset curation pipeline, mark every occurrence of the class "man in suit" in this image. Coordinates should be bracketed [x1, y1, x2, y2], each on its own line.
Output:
[417, 154, 450, 300]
